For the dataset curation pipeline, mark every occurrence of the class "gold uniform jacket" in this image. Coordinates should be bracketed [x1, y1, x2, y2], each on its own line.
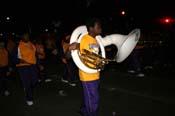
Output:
[79, 34, 100, 81]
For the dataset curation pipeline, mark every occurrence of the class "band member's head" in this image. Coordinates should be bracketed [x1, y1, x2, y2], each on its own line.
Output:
[64, 34, 71, 43]
[0, 40, 5, 48]
[86, 17, 102, 37]
[21, 33, 30, 42]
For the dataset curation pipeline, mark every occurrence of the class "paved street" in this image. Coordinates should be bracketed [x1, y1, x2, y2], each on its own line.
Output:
[0, 61, 174, 116]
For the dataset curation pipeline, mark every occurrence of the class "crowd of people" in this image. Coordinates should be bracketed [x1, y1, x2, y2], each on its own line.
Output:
[0, 26, 79, 106]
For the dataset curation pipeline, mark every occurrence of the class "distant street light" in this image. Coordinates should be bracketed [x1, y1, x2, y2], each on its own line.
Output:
[160, 17, 174, 24]
[6, 17, 10, 20]
[121, 11, 125, 15]
[45, 28, 48, 32]
[165, 18, 170, 23]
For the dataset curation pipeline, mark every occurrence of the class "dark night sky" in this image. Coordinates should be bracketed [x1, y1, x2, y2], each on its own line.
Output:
[0, 0, 175, 33]
[1, 0, 174, 20]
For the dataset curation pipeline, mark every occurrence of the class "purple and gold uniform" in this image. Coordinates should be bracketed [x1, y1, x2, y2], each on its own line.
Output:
[79, 34, 100, 116]
[17, 40, 38, 104]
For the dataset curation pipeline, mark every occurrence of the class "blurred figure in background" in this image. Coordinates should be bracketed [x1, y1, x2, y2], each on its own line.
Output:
[126, 41, 145, 77]
[44, 32, 58, 62]
[60, 34, 77, 87]
[0, 40, 11, 96]
[6, 36, 17, 77]
[35, 38, 52, 83]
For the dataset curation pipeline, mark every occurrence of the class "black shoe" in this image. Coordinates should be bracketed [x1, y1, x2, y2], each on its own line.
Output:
[59, 90, 67, 96]
[69, 82, 76, 87]
[61, 78, 69, 83]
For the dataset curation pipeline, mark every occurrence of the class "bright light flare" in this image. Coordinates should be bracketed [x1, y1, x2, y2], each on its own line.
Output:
[121, 11, 125, 15]
[160, 17, 174, 24]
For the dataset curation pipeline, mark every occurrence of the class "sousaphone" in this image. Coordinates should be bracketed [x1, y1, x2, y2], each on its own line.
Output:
[70, 25, 141, 73]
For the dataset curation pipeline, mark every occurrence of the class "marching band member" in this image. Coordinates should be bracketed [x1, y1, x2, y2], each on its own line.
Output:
[16, 33, 39, 106]
[68, 17, 102, 116]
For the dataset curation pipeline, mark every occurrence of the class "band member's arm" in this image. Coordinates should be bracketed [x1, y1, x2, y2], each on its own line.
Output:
[65, 42, 80, 59]
[62, 58, 67, 64]
[68, 42, 80, 50]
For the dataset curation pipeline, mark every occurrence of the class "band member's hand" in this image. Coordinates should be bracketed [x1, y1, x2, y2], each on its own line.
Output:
[20, 59, 29, 64]
[68, 42, 80, 50]
[62, 58, 67, 64]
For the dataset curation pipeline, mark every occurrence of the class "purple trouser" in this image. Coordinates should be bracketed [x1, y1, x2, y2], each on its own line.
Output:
[80, 79, 100, 116]
[18, 65, 38, 101]
[0, 67, 8, 95]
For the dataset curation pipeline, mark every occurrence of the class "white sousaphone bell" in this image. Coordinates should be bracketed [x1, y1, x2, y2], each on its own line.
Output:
[70, 25, 141, 74]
